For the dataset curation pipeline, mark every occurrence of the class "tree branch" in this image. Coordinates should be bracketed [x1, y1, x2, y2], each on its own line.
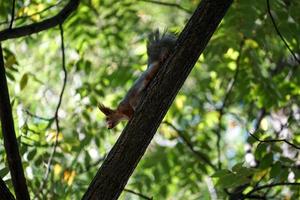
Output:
[252, 109, 266, 134]
[248, 131, 300, 150]
[82, 0, 233, 199]
[24, 109, 54, 121]
[245, 182, 300, 197]
[139, 0, 192, 14]
[37, 23, 68, 197]
[123, 188, 153, 200]
[164, 121, 217, 170]
[248, 108, 300, 150]
[266, 0, 300, 65]
[0, 45, 30, 199]
[0, 0, 80, 41]
[9, 0, 16, 29]
[0, 1, 63, 26]
[0, 178, 15, 200]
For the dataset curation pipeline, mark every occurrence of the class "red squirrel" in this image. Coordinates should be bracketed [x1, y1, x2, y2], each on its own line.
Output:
[98, 30, 177, 129]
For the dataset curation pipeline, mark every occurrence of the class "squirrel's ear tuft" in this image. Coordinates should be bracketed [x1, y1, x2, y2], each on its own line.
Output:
[98, 103, 115, 116]
[147, 29, 160, 46]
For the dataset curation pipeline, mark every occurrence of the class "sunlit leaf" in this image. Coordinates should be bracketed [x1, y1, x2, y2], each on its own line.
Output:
[20, 73, 29, 90]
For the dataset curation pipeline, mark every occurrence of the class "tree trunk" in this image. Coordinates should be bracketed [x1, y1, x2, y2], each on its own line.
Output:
[82, 0, 233, 199]
[0, 178, 15, 200]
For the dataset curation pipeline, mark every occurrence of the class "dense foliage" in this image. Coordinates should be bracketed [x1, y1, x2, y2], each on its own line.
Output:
[0, 0, 299, 199]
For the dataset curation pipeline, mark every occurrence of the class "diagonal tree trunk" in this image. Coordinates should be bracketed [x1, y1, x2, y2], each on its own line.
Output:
[82, 0, 233, 199]
[0, 178, 15, 200]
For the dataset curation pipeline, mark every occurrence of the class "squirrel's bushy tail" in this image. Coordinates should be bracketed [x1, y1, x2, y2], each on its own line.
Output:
[147, 30, 177, 64]
[98, 104, 125, 129]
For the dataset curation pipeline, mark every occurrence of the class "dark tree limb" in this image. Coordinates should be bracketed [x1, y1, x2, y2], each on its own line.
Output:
[82, 0, 233, 199]
[0, 178, 15, 200]
[0, 0, 80, 41]
[0, 45, 30, 199]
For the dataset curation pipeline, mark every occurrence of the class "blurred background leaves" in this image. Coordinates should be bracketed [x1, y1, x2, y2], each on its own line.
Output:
[0, 0, 300, 199]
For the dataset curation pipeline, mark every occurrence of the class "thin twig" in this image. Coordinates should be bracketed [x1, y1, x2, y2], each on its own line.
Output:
[9, 0, 16, 29]
[38, 23, 68, 196]
[124, 188, 153, 200]
[139, 0, 192, 14]
[245, 182, 300, 197]
[274, 109, 294, 136]
[24, 109, 54, 121]
[266, 0, 300, 65]
[247, 107, 300, 150]
[21, 141, 54, 148]
[80, 155, 107, 173]
[254, 172, 267, 189]
[164, 121, 217, 170]
[252, 109, 266, 134]
[248, 131, 300, 150]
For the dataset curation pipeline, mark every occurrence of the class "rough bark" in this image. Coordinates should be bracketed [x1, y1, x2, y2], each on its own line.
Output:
[0, 44, 30, 200]
[82, 0, 233, 199]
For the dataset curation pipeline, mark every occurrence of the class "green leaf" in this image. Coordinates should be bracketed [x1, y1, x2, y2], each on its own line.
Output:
[90, 95, 98, 106]
[217, 173, 250, 188]
[232, 162, 244, 172]
[20, 73, 29, 90]
[5, 71, 15, 81]
[259, 153, 273, 169]
[270, 161, 281, 179]
[5, 55, 16, 68]
[211, 169, 231, 178]
[292, 168, 300, 179]
[0, 167, 9, 177]
[34, 156, 43, 166]
[277, 168, 289, 182]
[234, 167, 256, 177]
[27, 149, 37, 160]
[255, 143, 268, 160]
[279, 157, 294, 164]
